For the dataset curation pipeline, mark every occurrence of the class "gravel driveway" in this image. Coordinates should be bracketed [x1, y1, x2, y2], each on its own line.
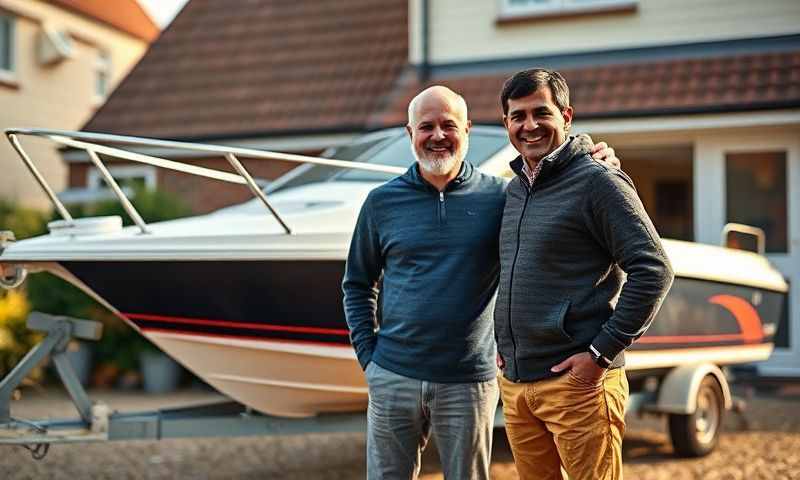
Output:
[2, 385, 798, 479]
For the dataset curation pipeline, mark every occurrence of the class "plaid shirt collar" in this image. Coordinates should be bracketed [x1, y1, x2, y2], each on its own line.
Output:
[521, 138, 570, 186]
[521, 158, 544, 187]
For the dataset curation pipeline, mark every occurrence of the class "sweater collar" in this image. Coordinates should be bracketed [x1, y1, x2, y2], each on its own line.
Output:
[509, 134, 593, 185]
[402, 159, 474, 191]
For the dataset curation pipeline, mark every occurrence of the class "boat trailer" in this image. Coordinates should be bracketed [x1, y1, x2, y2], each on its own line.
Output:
[0, 312, 368, 459]
[1, 312, 750, 460]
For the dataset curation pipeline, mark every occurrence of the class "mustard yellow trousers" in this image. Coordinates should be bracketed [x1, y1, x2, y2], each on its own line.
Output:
[499, 368, 628, 480]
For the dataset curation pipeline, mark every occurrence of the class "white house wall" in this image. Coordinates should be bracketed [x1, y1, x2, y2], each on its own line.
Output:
[0, 0, 150, 209]
[409, 0, 800, 64]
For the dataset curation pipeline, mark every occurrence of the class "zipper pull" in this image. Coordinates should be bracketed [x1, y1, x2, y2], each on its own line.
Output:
[438, 191, 446, 224]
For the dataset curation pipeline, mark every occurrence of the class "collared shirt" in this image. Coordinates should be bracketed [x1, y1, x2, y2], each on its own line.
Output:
[521, 138, 570, 186]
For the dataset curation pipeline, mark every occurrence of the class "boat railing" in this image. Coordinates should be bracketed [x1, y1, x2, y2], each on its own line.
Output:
[4, 128, 407, 235]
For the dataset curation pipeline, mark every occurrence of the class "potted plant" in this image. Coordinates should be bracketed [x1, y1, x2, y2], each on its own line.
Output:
[137, 338, 183, 394]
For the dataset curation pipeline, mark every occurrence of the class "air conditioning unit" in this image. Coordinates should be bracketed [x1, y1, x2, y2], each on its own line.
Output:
[37, 25, 74, 66]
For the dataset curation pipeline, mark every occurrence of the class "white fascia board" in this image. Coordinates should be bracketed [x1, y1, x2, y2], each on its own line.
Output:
[572, 109, 800, 135]
[62, 132, 361, 163]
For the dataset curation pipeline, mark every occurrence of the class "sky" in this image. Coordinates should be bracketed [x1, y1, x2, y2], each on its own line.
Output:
[138, 0, 190, 27]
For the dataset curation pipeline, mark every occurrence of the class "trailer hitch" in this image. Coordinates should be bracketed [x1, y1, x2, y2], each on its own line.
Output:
[0, 231, 27, 289]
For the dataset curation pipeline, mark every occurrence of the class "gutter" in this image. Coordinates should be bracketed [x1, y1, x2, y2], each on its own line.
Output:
[420, 0, 430, 82]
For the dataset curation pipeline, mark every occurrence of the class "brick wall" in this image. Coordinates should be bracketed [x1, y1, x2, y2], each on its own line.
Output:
[69, 163, 90, 188]
[159, 156, 297, 214]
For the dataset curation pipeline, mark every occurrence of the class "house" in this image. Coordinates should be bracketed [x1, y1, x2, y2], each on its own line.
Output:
[0, 0, 159, 208]
[69, 0, 799, 376]
[69, 0, 410, 212]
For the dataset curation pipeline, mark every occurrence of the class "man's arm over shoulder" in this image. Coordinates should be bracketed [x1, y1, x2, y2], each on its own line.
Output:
[584, 168, 675, 362]
[342, 192, 383, 370]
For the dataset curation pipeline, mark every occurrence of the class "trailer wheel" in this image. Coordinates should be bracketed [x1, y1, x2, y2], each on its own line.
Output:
[668, 375, 725, 457]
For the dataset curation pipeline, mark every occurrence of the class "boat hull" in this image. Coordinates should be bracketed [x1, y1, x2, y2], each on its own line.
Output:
[146, 331, 366, 417]
[63, 259, 352, 346]
[56, 259, 785, 417]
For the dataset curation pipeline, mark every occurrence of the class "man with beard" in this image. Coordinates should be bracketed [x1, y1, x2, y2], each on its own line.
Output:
[342, 85, 617, 479]
[494, 69, 673, 480]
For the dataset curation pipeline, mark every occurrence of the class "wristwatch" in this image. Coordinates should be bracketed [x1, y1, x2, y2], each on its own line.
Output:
[589, 345, 612, 369]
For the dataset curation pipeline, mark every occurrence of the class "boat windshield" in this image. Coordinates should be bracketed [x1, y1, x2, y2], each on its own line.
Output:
[333, 131, 509, 182]
[267, 129, 508, 194]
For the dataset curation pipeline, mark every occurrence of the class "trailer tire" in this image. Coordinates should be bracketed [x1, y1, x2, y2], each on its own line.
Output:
[668, 375, 725, 457]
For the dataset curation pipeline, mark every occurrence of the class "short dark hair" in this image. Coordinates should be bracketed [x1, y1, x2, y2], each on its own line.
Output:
[500, 68, 570, 115]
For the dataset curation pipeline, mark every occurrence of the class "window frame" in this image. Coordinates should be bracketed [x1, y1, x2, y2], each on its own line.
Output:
[94, 50, 111, 103]
[498, 0, 638, 20]
[0, 13, 16, 81]
[87, 165, 157, 192]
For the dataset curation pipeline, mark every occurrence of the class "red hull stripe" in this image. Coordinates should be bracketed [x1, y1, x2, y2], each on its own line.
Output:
[637, 333, 754, 344]
[124, 312, 350, 336]
[139, 327, 352, 348]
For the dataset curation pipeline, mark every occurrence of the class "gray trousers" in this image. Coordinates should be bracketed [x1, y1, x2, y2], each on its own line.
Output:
[365, 362, 499, 480]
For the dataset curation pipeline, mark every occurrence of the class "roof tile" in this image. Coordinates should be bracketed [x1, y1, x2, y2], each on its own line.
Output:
[374, 51, 800, 126]
[84, 0, 408, 139]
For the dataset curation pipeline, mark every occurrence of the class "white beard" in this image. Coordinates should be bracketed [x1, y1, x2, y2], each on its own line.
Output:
[416, 153, 459, 175]
[412, 137, 469, 176]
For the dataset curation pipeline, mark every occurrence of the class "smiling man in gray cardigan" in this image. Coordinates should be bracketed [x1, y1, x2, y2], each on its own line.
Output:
[494, 69, 674, 480]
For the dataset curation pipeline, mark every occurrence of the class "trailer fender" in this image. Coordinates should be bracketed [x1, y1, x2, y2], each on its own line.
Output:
[654, 364, 732, 415]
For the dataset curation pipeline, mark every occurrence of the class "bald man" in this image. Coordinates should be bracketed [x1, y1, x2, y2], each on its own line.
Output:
[343, 86, 617, 479]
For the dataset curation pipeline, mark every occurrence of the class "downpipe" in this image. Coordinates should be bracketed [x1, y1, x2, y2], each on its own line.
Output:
[0, 231, 27, 289]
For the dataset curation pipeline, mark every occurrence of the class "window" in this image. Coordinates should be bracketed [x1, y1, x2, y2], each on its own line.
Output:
[725, 152, 788, 253]
[614, 145, 694, 242]
[654, 180, 693, 241]
[87, 165, 157, 193]
[501, 0, 637, 18]
[95, 51, 111, 100]
[0, 14, 15, 76]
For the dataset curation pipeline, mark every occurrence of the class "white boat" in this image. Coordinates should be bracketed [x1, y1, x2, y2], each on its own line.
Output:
[0, 127, 788, 418]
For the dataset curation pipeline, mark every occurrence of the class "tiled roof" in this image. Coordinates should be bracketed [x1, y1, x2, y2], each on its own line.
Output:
[373, 50, 800, 126]
[47, 0, 159, 42]
[83, 0, 408, 140]
[83, 0, 799, 140]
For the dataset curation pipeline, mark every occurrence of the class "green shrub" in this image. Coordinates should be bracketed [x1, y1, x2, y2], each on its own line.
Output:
[0, 198, 48, 240]
[78, 186, 193, 225]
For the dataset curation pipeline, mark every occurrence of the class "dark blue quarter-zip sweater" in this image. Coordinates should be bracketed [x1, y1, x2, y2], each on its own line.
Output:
[342, 161, 506, 383]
